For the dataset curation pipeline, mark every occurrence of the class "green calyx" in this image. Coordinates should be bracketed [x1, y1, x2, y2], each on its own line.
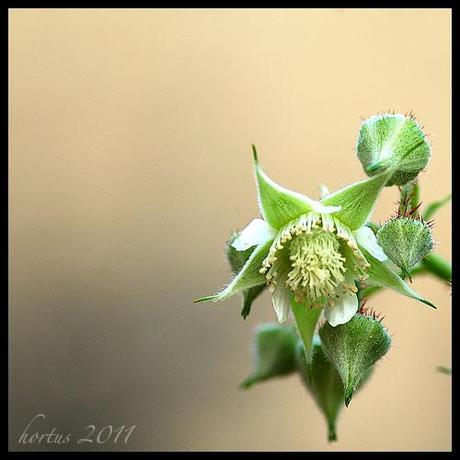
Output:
[296, 336, 374, 442]
[240, 324, 298, 389]
[376, 217, 433, 277]
[357, 113, 430, 186]
[319, 314, 391, 407]
[226, 232, 266, 319]
[242, 323, 378, 442]
[296, 338, 345, 442]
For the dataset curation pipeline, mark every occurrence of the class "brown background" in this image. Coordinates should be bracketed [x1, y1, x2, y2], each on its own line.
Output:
[9, 9, 451, 451]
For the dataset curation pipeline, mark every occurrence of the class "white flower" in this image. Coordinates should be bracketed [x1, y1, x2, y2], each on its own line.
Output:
[197, 147, 435, 327]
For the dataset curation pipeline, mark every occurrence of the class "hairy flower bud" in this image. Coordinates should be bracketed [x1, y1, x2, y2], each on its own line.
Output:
[319, 314, 391, 407]
[296, 337, 373, 442]
[357, 113, 431, 186]
[376, 217, 433, 276]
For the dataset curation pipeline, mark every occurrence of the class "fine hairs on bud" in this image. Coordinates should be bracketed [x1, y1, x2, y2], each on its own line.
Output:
[319, 315, 391, 407]
[377, 216, 434, 278]
[356, 112, 431, 186]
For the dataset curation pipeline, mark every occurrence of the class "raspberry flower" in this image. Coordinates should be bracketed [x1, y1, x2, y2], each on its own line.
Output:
[197, 147, 435, 327]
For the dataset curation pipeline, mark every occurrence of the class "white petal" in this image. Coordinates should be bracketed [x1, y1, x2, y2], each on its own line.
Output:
[318, 183, 330, 199]
[324, 292, 359, 327]
[271, 287, 291, 323]
[354, 226, 387, 262]
[231, 219, 276, 251]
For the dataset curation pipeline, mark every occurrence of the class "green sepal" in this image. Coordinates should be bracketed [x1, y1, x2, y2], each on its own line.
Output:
[319, 315, 390, 407]
[241, 285, 266, 319]
[423, 194, 451, 221]
[240, 324, 298, 389]
[296, 337, 373, 442]
[321, 172, 390, 230]
[291, 298, 322, 369]
[226, 232, 267, 318]
[360, 246, 436, 309]
[194, 239, 272, 303]
[252, 145, 340, 230]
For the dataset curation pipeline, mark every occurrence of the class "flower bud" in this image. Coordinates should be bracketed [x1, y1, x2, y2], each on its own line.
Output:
[296, 337, 373, 442]
[240, 324, 298, 389]
[319, 314, 391, 407]
[357, 113, 430, 186]
[376, 217, 433, 276]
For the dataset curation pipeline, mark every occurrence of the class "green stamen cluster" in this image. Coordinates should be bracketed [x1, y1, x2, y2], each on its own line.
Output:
[286, 231, 346, 302]
[260, 212, 369, 306]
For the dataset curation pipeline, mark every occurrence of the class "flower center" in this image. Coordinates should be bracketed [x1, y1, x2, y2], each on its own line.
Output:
[286, 230, 346, 302]
[260, 212, 369, 306]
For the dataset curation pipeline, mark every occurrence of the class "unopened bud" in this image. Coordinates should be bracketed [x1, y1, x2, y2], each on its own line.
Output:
[319, 314, 391, 407]
[377, 217, 433, 276]
[357, 113, 430, 186]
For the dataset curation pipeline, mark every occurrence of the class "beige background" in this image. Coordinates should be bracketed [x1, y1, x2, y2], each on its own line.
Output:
[9, 8, 451, 451]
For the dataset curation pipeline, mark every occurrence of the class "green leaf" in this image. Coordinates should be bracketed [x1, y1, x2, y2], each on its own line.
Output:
[241, 324, 298, 389]
[319, 315, 390, 407]
[195, 240, 272, 303]
[291, 298, 322, 368]
[296, 338, 373, 442]
[252, 145, 340, 230]
[436, 366, 451, 375]
[423, 194, 451, 221]
[360, 246, 436, 309]
[321, 172, 390, 230]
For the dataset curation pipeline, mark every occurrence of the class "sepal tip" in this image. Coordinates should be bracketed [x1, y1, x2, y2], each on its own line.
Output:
[251, 144, 259, 164]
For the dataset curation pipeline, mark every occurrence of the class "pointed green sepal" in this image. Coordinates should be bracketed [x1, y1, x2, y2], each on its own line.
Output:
[241, 285, 266, 319]
[321, 172, 390, 230]
[296, 337, 373, 442]
[240, 323, 298, 389]
[361, 246, 436, 309]
[252, 145, 340, 230]
[291, 298, 322, 369]
[319, 315, 390, 407]
[194, 239, 272, 304]
[226, 232, 267, 318]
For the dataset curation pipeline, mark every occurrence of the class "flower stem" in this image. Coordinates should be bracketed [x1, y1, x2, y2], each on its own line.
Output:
[421, 253, 451, 283]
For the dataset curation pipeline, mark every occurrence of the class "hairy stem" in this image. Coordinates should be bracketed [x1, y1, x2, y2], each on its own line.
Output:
[421, 253, 451, 282]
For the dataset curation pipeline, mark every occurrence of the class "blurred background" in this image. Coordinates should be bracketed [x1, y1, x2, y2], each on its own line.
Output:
[9, 8, 451, 451]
